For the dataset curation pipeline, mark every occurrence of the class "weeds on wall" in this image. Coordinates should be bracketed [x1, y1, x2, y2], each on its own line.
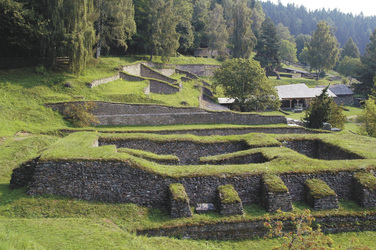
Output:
[63, 102, 99, 127]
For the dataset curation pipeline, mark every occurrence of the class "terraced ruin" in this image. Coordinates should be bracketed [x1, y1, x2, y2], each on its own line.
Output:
[8, 63, 376, 240]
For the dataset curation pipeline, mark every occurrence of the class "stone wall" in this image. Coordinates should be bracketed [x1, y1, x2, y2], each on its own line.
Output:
[94, 112, 287, 126]
[46, 102, 287, 127]
[174, 64, 221, 76]
[119, 72, 145, 82]
[283, 140, 364, 160]
[88, 74, 120, 88]
[175, 69, 199, 79]
[153, 68, 176, 77]
[149, 79, 179, 94]
[16, 157, 374, 208]
[140, 64, 177, 84]
[280, 172, 354, 202]
[137, 213, 376, 240]
[121, 63, 141, 76]
[99, 138, 248, 165]
[112, 127, 323, 136]
[145, 62, 221, 77]
[334, 95, 354, 106]
[24, 160, 264, 207]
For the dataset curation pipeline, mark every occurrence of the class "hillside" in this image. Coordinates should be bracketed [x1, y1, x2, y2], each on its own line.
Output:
[1, 56, 375, 249]
[261, 1, 376, 54]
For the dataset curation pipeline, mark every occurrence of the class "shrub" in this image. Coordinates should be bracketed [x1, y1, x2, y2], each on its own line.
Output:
[63, 102, 99, 127]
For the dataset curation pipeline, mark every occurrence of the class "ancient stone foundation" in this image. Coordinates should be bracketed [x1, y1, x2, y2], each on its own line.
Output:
[261, 175, 292, 212]
[353, 172, 376, 208]
[217, 185, 243, 216]
[305, 179, 339, 210]
[168, 183, 192, 218]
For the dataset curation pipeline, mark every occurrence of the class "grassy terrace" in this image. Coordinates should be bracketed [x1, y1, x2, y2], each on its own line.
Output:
[1, 56, 374, 248]
[38, 132, 376, 177]
[1, 134, 376, 248]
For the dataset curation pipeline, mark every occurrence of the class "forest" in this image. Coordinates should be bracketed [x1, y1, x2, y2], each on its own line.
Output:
[261, 1, 376, 54]
[1, 0, 376, 93]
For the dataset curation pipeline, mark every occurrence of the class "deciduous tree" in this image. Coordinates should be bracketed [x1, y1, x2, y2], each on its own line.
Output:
[358, 94, 376, 137]
[337, 56, 362, 84]
[279, 40, 297, 65]
[214, 58, 280, 111]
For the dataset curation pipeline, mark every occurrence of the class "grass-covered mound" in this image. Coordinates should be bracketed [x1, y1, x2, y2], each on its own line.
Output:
[37, 132, 376, 177]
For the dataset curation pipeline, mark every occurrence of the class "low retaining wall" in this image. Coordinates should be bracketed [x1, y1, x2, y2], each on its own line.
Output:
[137, 213, 376, 240]
[140, 64, 177, 84]
[99, 138, 248, 165]
[174, 64, 221, 77]
[95, 112, 286, 126]
[46, 102, 287, 126]
[149, 79, 179, 94]
[11, 158, 375, 208]
[88, 74, 120, 88]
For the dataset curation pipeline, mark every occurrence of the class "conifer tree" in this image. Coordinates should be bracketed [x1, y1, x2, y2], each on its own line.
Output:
[230, 0, 256, 58]
[357, 29, 376, 94]
[341, 37, 360, 59]
[206, 4, 228, 57]
[147, 0, 179, 61]
[192, 0, 210, 48]
[173, 0, 194, 53]
[303, 86, 332, 129]
[255, 17, 281, 78]
[306, 21, 339, 81]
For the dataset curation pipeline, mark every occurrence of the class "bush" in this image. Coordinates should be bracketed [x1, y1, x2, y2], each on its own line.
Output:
[303, 86, 346, 129]
[63, 102, 99, 127]
[358, 95, 376, 137]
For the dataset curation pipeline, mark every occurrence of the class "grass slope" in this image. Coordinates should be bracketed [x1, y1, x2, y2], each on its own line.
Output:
[0, 56, 374, 248]
[0, 56, 218, 136]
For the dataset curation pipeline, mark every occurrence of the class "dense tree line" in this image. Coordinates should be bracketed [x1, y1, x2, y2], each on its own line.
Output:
[261, 1, 376, 54]
[1, 0, 267, 72]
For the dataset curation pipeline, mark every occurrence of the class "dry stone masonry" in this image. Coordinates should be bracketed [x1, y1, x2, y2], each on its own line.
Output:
[304, 179, 339, 210]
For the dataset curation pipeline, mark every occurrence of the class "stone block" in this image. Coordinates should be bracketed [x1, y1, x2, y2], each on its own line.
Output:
[217, 185, 243, 215]
[168, 183, 192, 218]
[261, 175, 292, 212]
[195, 203, 216, 214]
[353, 172, 376, 208]
[305, 179, 339, 210]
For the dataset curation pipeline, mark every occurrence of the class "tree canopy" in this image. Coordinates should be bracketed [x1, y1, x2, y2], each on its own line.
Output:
[306, 21, 339, 80]
[341, 37, 360, 59]
[303, 86, 346, 129]
[214, 58, 280, 112]
[255, 17, 281, 78]
[356, 28, 376, 94]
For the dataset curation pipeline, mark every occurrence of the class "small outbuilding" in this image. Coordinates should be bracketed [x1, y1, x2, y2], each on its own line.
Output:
[276, 84, 336, 110]
[328, 84, 354, 105]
